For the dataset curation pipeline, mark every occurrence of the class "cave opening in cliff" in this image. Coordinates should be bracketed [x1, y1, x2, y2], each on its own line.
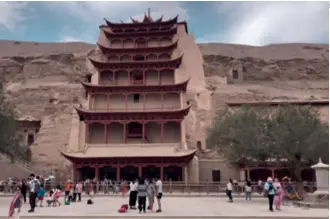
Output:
[85, 74, 92, 83]
[27, 134, 34, 146]
[232, 70, 238, 79]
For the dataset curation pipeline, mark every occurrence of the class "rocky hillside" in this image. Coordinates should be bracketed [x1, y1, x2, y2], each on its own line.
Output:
[0, 40, 328, 171]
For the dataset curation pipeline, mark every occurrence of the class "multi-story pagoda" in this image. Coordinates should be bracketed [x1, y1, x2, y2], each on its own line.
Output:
[61, 11, 200, 182]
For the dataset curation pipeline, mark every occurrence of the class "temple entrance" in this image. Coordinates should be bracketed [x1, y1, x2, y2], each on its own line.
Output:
[274, 168, 291, 180]
[79, 166, 95, 180]
[249, 169, 272, 181]
[120, 166, 138, 181]
[164, 165, 182, 182]
[100, 166, 117, 180]
[142, 165, 160, 180]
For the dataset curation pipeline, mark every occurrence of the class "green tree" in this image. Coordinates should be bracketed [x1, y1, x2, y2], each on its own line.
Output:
[207, 105, 329, 181]
[0, 81, 30, 162]
[269, 105, 329, 181]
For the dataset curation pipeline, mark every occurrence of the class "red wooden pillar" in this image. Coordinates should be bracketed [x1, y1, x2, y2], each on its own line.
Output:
[143, 93, 146, 111]
[142, 122, 145, 143]
[112, 72, 115, 85]
[116, 165, 120, 181]
[246, 168, 250, 180]
[89, 93, 92, 110]
[104, 123, 108, 144]
[95, 166, 99, 181]
[138, 166, 142, 178]
[158, 70, 161, 84]
[72, 164, 77, 182]
[271, 168, 275, 179]
[91, 95, 95, 110]
[143, 70, 146, 85]
[160, 122, 164, 143]
[123, 123, 127, 143]
[125, 94, 128, 110]
[160, 93, 164, 110]
[106, 94, 109, 110]
[160, 165, 164, 181]
[128, 71, 131, 85]
[85, 122, 89, 144]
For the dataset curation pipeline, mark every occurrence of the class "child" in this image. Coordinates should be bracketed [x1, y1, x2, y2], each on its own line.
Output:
[37, 184, 46, 207]
[53, 185, 62, 207]
[46, 189, 54, 207]
[8, 187, 23, 219]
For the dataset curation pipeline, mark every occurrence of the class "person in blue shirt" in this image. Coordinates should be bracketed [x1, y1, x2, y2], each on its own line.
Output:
[264, 177, 277, 212]
[37, 184, 46, 207]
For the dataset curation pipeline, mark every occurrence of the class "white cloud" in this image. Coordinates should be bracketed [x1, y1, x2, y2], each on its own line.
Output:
[199, 2, 328, 46]
[0, 2, 27, 31]
[60, 35, 89, 43]
[43, 2, 189, 43]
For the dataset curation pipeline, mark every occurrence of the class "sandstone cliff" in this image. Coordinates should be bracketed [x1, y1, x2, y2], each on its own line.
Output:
[0, 40, 328, 171]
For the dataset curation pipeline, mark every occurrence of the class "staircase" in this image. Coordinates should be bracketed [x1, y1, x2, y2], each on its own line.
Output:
[0, 154, 41, 179]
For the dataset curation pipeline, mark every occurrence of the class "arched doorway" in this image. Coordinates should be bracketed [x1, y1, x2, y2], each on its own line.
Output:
[79, 166, 95, 180]
[142, 165, 160, 180]
[164, 165, 182, 182]
[249, 169, 272, 182]
[100, 166, 117, 181]
[120, 166, 138, 181]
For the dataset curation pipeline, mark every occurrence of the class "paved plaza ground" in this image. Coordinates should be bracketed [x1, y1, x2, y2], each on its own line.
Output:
[0, 196, 328, 219]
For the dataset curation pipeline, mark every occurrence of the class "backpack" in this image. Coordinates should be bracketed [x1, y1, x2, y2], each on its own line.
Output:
[34, 180, 40, 194]
[268, 184, 274, 191]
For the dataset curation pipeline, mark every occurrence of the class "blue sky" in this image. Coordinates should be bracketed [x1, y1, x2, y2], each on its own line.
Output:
[0, 1, 328, 46]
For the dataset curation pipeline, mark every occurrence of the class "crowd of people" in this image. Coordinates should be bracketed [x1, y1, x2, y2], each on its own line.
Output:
[225, 177, 298, 212]
[6, 172, 308, 218]
[7, 173, 164, 217]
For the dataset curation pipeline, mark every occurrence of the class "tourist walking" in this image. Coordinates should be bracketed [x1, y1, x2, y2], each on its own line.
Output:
[137, 178, 147, 213]
[226, 179, 233, 202]
[264, 177, 277, 212]
[8, 187, 24, 219]
[64, 179, 73, 202]
[28, 174, 39, 213]
[75, 181, 83, 202]
[245, 180, 252, 201]
[20, 179, 27, 204]
[121, 180, 127, 197]
[37, 184, 46, 207]
[273, 178, 283, 210]
[147, 178, 155, 212]
[129, 180, 138, 209]
[155, 177, 163, 212]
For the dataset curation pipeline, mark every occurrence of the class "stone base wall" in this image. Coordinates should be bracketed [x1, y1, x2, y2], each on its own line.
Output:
[198, 159, 240, 183]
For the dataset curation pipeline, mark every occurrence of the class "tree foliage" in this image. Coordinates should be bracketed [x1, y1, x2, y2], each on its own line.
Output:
[207, 105, 329, 181]
[0, 81, 30, 162]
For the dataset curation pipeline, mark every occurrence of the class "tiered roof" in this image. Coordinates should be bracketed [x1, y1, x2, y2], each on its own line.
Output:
[81, 79, 190, 93]
[75, 106, 191, 122]
[97, 40, 178, 54]
[88, 55, 183, 70]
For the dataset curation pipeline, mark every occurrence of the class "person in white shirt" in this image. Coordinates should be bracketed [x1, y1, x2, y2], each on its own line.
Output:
[129, 179, 138, 209]
[226, 179, 233, 202]
[155, 177, 163, 213]
[28, 174, 37, 212]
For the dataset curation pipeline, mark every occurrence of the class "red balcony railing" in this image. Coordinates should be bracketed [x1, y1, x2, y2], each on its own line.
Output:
[131, 80, 144, 85]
